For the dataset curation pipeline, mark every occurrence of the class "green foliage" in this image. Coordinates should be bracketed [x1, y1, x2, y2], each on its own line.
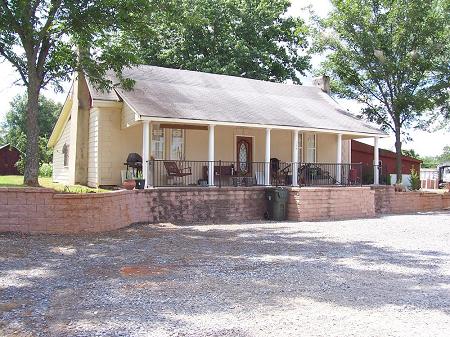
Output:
[402, 145, 450, 169]
[0, 0, 154, 184]
[39, 163, 53, 177]
[313, 0, 450, 180]
[0, 0, 151, 91]
[1, 94, 60, 164]
[362, 166, 374, 185]
[15, 158, 25, 175]
[438, 145, 450, 164]
[0, 175, 107, 193]
[138, 0, 310, 83]
[401, 149, 421, 160]
[385, 173, 391, 186]
[421, 156, 439, 169]
[409, 167, 421, 191]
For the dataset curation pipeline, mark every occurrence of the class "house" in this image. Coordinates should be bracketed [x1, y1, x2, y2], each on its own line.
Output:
[0, 144, 21, 175]
[351, 140, 422, 184]
[48, 65, 386, 188]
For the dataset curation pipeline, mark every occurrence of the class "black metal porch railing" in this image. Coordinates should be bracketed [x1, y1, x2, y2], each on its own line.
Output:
[270, 162, 364, 187]
[146, 160, 364, 188]
[361, 164, 389, 185]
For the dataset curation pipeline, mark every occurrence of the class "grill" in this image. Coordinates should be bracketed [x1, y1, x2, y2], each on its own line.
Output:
[124, 153, 142, 177]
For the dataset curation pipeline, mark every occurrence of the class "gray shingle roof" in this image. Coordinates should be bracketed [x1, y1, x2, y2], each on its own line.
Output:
[91, 65, 384, 135]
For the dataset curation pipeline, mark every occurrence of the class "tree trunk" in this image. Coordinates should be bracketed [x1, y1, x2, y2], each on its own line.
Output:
[23, 77, 41, 187]
[394, 126, 402, 184]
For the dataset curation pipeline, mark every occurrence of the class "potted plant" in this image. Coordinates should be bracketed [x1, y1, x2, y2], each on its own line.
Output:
[123, 171, 136, 190]
[134, 171, 145, 190]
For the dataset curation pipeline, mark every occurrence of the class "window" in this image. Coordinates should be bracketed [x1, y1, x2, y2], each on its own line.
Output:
[151, 125, 165, 160]
[62, 143, 69, 167]
[170, 129, 185, 160]
[298, 133, 304, 163]
[306, 134, 317, 163]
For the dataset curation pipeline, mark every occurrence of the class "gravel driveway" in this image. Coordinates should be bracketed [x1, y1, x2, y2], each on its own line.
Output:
[1, 212, 450, 337]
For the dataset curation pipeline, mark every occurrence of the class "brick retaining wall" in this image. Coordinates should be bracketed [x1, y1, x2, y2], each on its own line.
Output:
[288, 187, 375, 221]
[1, 186, 449, 234]
[372, 186, 450, 214]
[0, 187, 266, 234]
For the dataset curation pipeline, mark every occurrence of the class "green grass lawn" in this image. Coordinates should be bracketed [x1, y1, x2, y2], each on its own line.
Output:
[0, 175, 109, 193]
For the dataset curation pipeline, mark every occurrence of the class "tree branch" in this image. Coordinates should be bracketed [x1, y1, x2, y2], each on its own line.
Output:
[36, 0, 62, 81]
[358, 96, 396, 133]
[0, 45, 28, 85]
[0, 0, 27, 43]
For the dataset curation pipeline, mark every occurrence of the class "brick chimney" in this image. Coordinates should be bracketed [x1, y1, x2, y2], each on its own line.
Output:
[313, 75, 331, 95]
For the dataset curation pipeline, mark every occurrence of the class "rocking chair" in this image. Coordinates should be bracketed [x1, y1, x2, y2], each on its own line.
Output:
[270, 158, 291, 186]
[163, 161, 192, 177]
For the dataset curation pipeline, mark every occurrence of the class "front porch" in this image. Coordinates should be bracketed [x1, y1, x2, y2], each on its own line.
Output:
[120, 121, 382, 189]
[148, 160, 364, 188]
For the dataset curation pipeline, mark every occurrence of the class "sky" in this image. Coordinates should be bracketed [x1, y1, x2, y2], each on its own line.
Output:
[0, 0, 448, 157]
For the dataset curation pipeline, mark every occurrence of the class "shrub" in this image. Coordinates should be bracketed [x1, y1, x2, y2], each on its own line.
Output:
[408, 167, 421, 191]
[15, 158, 25, 175]
[39, 163, 53, 177]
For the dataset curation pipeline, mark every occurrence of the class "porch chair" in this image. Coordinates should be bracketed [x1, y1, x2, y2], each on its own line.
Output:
[163, 161, 192, 177]
[270, 158, 291, 186]
[299, 163, 336, 186]
[348, 168, 360, 185]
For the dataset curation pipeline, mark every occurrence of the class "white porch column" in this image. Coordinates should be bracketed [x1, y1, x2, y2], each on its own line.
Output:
[374, 136, 380, 185]
[336, 133, 342, 183]
[265, 128, 271, 185]
[292, 130, 299, 186]
[208, 124, 215, 186]
[142, 120, 150, 188]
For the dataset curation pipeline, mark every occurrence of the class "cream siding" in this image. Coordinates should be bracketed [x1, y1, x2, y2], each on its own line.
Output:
[121, 102, 139, 129]
[342, 140, 351, 164]
[185, 129, 208, 161]
[52, 118, 71, 183]
[98, 106, 142, 186]
[316, 133, 338, 163]
[66, 103, 348, 187]
[184, 127, 341, 163]
[87, 109, 99, 187]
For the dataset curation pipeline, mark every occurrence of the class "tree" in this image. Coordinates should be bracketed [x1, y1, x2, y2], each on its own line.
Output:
[0, 0, 151, 186]
[1, 94, 61, 169]
[437, 145, 450, 163]
[138, 0, 310, 83]
[314, 0, 450, 182]
[421, 156, 439, 169]
[401, 149, 420, 160]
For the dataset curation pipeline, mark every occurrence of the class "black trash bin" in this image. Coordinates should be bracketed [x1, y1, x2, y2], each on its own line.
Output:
[265, 187, 289, 221]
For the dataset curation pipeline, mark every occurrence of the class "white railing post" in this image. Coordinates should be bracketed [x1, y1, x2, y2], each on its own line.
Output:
[336, 133, 342, 184]
[374, 136, 380, 185]
[265, 128, 271, 186]
[208, 124, 215, 186]
[292, 130, 299, 186]
[142, 120, 150, 188]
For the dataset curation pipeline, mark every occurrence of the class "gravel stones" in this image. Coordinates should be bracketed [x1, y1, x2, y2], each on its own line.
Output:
[1, 212, 450, 336]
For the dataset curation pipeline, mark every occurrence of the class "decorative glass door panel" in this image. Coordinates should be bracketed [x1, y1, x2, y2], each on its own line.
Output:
[236, 136, 253, 176]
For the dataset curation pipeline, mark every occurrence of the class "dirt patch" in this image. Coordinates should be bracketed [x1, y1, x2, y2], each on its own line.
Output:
[119, 265, 172, 277]
[0, 301, 25, 312]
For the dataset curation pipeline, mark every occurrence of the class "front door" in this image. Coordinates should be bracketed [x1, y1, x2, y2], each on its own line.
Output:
[236, 136, 253, 176]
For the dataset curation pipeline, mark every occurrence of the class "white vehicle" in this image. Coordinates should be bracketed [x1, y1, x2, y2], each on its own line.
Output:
[438, 163, 450, 188]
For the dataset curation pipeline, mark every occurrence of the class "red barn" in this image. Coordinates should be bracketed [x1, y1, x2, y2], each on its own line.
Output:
[0, 144, 21, 175]
[351, 140, 421, 175]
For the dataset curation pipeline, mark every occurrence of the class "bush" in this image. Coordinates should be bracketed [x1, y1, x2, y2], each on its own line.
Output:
[39, 163, 53, 177]
[409, 167, 421, 191]
[15, 158, 25, 175]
